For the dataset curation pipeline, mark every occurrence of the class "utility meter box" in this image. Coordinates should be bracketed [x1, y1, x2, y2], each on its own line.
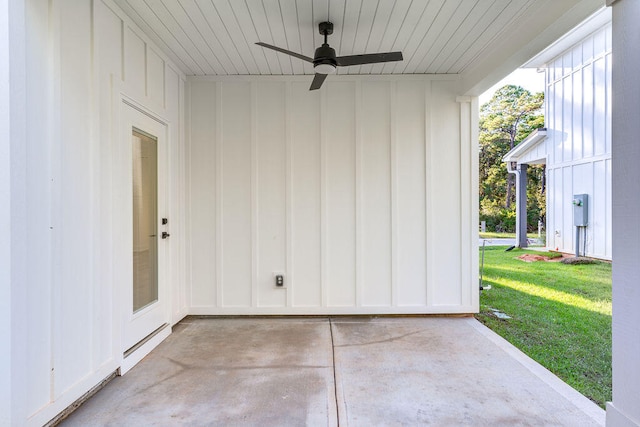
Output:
[572, 194, 588, 226]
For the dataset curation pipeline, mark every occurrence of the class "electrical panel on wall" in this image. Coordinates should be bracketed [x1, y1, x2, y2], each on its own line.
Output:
[572, 194, 588, 226]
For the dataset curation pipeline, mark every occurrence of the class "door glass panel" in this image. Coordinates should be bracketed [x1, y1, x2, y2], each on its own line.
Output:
[132, 129, 158, 312]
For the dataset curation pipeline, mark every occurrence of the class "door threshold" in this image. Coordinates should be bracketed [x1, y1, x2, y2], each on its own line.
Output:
[121, 323, 171, 374]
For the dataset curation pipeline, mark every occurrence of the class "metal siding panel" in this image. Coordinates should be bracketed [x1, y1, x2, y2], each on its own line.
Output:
[58, 0, 93, 395]
[593, 26, 606, 57]
[147, 48, 165, 107]
[188, 82, 218, 307]
[553, 168, 563, 250]
[553, 80, 563, 164]
[562, 166, 572, 251]
[361, 81, 392, 306]
[546, 169, 554, 250]
[572, 69, 583, 161]
[583, 62, 594, 158]
[220, 82, 253, 307]
[124, 26, 146, 95]
[582, 34, 594, 64]
[562, 75, 572, 163]
[606, 53, 612, 156]
[594, 56, 606, 156]
[606, 158, 612, 258]
[593, 160, 606, 257]
[429, 82, 462, 305]
[325, 82, 356, 306]
[290, 83, 322, 307]
[256, 82, 287, 307]
[396, 81, 427, 306]
[546, 76, 554, 165]
[572, 43, 582, 69]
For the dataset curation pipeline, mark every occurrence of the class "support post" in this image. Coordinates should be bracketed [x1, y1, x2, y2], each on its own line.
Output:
[608, 0, 640, 425]
[516, 164, 528, 248]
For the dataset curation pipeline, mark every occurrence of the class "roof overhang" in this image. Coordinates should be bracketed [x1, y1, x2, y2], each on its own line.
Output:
[503, 128, 547, 164]
[460, 0, 603, 96]
[523, 7, 611, 69]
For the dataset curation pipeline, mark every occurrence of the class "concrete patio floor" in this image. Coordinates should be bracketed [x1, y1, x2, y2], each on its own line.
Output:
[61, 316, 605, 426]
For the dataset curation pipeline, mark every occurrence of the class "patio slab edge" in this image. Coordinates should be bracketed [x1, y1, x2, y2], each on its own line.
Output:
[466, 318, 606, 426]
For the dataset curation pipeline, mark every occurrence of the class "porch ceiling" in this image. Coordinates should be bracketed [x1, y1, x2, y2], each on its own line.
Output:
[112, 0, 603, 93]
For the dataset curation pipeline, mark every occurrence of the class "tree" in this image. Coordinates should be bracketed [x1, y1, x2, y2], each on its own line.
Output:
[479, 85, 544, 232]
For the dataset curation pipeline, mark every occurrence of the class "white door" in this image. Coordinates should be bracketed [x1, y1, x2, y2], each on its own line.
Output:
[121, 102, 171, 373]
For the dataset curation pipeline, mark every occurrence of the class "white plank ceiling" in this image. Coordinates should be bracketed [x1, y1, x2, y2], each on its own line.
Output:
[112, 0, 559, 76]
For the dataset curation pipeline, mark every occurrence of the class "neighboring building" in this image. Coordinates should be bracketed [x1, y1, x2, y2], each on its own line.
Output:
[504, 8, 612, 259]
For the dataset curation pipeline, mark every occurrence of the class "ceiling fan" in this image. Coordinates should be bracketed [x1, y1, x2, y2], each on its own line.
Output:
[256, 22, 403, 91]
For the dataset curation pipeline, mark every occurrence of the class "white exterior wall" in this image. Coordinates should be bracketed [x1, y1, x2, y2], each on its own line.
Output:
[544, 22, 612, 259]
[2, 0, 26, 424]
[10, 1, 187, 425]
[186, 77, 479, 315]
[609, 1, 640, 425]
[0, 0, 10, 419]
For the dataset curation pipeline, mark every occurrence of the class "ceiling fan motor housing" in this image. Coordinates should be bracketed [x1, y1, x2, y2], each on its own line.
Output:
[314, 22, 337, 74]
[313, 44, 337, 74]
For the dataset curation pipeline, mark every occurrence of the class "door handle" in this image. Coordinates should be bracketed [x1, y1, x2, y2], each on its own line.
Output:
[162, 232, 170, 239]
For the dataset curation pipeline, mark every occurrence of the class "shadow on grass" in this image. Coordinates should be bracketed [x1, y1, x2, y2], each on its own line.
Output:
[480, 247, 612, 295]
[477, 279, 611, 408]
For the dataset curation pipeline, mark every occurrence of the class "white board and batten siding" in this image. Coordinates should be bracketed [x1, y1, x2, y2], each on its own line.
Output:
[544, 21, 612, 259]
[187, 77, 479, 315]
[19, 0, 187, 425]
[16, 1, 478, 424]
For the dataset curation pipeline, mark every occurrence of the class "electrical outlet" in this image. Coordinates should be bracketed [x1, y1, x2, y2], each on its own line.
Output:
[273, 272, 285, 288]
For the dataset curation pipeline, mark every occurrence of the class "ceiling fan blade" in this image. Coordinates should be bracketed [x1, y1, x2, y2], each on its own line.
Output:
[309, 73, 328, 91]
[336, 51, 403, 67]
[255, 42, 313, 63]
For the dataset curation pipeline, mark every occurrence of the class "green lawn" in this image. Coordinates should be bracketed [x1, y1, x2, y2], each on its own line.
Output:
[479, 231, 541, 239]
[480, 231, 516, 239]
[476, 246, 611, 408]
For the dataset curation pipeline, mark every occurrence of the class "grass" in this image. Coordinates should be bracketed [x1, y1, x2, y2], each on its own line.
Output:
[541, 250, 563, 259]
[479, 231, 541, 239]
[476, 246, 612, 408]
[480, 231, 516, 239]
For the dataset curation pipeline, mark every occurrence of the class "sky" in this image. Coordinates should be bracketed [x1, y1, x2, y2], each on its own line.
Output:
[479, 68, 545, 106]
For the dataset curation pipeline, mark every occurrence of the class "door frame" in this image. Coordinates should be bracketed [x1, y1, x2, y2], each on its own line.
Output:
[115, 93, 172, 374]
